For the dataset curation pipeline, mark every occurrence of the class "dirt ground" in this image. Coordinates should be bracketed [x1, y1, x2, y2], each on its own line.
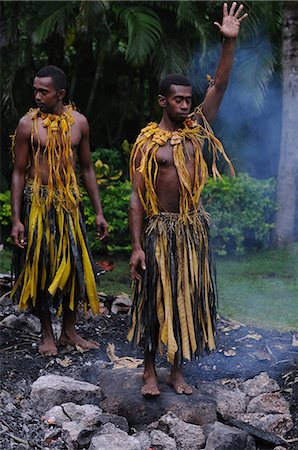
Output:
[0, 305, 297, 449]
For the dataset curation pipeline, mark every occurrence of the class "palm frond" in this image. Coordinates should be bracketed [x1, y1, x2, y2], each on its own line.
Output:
[115, 5, 162, 66]
[32, 1, 77, 44]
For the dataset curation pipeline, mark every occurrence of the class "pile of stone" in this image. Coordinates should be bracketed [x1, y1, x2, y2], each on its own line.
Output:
[29, 371, 293, 450]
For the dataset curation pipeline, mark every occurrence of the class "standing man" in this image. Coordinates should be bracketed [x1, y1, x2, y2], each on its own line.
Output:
[10, 65, 108, 356]
[128, 3, 247, 396]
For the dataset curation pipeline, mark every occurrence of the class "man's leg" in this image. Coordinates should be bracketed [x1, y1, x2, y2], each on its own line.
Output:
[141, 347, 160, 397]
[59, 304, 99, 350]
[38, 310, 58, 356]
[169, 356, 193, 395]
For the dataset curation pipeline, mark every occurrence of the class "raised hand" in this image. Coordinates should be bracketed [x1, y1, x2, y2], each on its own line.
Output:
[214, 2, 248, 40]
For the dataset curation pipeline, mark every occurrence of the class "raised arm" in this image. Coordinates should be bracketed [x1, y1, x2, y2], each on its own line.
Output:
[129, 152, 146, 281]
[77, 115, 108, 239]
[10, 116, 31, 248]
[199, 2, 248, 124]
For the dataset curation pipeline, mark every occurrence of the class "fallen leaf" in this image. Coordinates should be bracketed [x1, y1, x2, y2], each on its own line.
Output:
[235, 333, 262, 342]
[56, 356, 73, 368]
[224, 349, 237, 357]
[106, 343, 143, 369]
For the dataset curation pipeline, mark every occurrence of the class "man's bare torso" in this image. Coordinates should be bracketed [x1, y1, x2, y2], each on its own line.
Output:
[26, 109, 82, 184]
[155, 138, 199, 212]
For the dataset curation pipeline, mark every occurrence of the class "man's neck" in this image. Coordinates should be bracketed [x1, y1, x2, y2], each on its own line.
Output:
[42, 104, 67, 116]
[158, 115, 183, 132]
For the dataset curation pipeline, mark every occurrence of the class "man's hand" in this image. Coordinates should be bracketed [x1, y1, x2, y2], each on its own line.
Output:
[11, 220, 27, 248]
[130, 248, 146, 281]
[214, 2, 248, 40]
[95, 214, 108, 240]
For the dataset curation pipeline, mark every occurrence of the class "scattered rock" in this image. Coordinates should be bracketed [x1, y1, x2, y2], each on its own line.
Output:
[150, 429, 177, 449]
[89, 423, 141, 450]
[0, 312, 41, 333]
[243, 372, 280, 397]
[246, 392, 290, 415]
[152, 412, 206, 449]
[31, 374, 103, 412]
[44, 402, 103, 426]
[196, 381, 247, 417]
[237, 412, 293, 437]
[204, 421, 256, 450]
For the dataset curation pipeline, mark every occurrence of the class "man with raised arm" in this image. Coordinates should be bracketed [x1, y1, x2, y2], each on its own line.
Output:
[128, 3, 248, 396]
[11, 65, 108, 356]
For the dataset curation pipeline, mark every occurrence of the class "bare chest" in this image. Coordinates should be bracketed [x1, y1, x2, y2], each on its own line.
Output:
[155, 139, 195, 169]
[32, 119, 81, 154]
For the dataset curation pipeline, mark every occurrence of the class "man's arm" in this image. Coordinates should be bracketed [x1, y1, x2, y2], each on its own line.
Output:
[10, 116, 31, 248]
[198, 2, 248, 124]
[129, 157, 146, 281]
[77, 115, 108, 239]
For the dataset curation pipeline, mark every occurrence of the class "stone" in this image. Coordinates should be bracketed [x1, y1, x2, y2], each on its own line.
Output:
[98, 368, 216, 429]
[150, 429, 177, 449]
[44, 403, 103, 426]
[246, 392, 290, 415]
[0, 313, 41, 333]
[196, 381, 247, 417]
[133, 431, 151, 450]
[204, 421, 255, 450]
[31, 375, 103, 412]
[155, 412, 206, 450]
[242, 372, 280, 397]
[89, 423, 141, 450]
[237, 412, 293, 437]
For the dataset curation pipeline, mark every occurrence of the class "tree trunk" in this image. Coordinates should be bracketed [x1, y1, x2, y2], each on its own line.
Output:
[274, 2, 298, 245]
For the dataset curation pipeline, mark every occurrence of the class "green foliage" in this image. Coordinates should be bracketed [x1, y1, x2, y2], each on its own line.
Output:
[82, 180, 131, 254]
[81, 171, 277, 257]
[0, 191, 11, 226]
[203, 173, 277, 255]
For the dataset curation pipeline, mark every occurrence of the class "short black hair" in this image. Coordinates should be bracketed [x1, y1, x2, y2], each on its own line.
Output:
[158, 74, 191, 97]
[35, 65, 67, 91]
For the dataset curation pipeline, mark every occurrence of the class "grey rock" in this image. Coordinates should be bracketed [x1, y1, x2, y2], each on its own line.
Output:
[155, 412, 206, 450]
[246, 392, 290, 415]
[150, 429, 177, 449]
[0, 389, 14, 405]
[204, 421, 253, 450]
[0, 313, 41, 333]
[243, 372, 280, 397]
[31, 374, 103, 412]
[98, 368, 216, 428]
[133, 431, 151, 450]
[237, 412, 293, 437]
[196, 381, 247, 417]
[44, 403, 102, 426]
[89, 423, 141, 450]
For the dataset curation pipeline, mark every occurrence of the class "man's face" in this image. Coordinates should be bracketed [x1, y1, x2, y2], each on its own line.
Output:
[33, 76, 62, 113]
[164, 85, 192, 124]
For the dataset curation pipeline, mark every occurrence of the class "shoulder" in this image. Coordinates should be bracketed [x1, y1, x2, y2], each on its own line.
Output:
[70, 109, 89, 131]
[16, 112, 33, 135]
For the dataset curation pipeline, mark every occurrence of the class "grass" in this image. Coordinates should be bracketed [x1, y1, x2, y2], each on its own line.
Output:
[1, 245, 297, 332]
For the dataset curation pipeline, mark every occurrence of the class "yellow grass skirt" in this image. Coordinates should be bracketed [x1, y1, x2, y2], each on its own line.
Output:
[11, 183, 99, 315]
[128, 209, 217, 365]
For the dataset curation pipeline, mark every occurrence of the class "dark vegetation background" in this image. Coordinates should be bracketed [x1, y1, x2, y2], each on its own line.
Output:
[0, 1, 297, 330]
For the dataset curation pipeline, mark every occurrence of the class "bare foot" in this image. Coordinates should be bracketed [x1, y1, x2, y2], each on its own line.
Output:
[141, 373, 160, 397]
[168, 372, 193, 395]
[59, 331, 99, 350]
[38, 338, 58, 356]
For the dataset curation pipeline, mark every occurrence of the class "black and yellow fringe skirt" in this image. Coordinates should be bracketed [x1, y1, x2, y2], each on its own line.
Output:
[11, 183, 99, 315]
[128, 209, 217, 365]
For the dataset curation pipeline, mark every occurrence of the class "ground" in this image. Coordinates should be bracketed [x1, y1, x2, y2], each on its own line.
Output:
[0, 306, 297, 450]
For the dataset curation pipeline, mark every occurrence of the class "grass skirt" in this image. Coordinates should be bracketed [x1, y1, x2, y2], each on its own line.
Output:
[11, 183, 99, 315]
[128, 209, 217, 365]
